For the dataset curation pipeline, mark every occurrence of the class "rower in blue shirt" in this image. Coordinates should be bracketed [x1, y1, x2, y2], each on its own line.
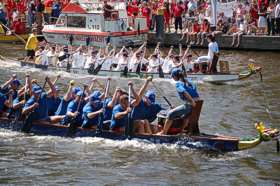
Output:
[82, 91, 103, 129]
[110, 77, 152, 133]
[0, 75, 21, 101]
[22, 77, 57, 123]
[157, 68, 199, 135]
[132, 90, 163, 134]
[0, 91, 13, 116]
[60, 90, 86, 126]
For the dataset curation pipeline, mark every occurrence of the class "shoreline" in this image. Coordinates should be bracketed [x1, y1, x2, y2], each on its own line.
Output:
[147, 32, 280, 51]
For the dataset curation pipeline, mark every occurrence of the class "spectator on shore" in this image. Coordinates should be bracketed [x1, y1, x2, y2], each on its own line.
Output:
[190, 19, 200, 44]
[227, 23, 245, 48]
[140, 2, 151, 29]
[276, 0, 280, 34]
[258, 0, 267, 34]
[173, 1, 184, 34]
[27, 1, 36, 30]
[267, 1, 276, 35]
[36, 0, 45, 34]
[164, 2, 171, 33]
[51, 0, 61, 23]
[197, 19, 210, 45]
[0, 5, 7, 31]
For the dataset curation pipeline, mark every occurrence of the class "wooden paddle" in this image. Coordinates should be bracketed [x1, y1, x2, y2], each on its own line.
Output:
[97, 78, 111, 132]
[152, 81, 173, 109]
[1, 23, 27, 45]
[125, 84, 132, 137]
[67, 84, 87, 137]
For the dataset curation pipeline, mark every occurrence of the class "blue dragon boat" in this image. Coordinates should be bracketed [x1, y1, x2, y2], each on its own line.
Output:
[0, 116, 278, 152]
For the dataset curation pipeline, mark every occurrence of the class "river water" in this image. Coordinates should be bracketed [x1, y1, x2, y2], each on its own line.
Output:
[0, 44, 279, 185]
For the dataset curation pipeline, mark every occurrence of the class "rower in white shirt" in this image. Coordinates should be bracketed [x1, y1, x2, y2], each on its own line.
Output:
[72, 46, 86, 69]
[162, 46, 174, 73]
[129, 42, 148, 72]
[147, 42, 164, 73]
[47, 45, 59, 66]
[35, 45, 49, 66]
[115, 46, 130, 71]
[84, 49, 100, 69]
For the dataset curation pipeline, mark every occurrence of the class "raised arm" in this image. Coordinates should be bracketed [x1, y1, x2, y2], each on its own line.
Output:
[182, 45, 190, 59]
[0, 74, 16, 90]
[134, 41, 147, 55]
[131, 77, 152, 106]
[167, 46, 174, 58]
[63, 80, 75, 101]
[107, 87, 121, 109]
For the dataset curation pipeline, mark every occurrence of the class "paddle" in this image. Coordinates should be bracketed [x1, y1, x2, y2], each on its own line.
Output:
[1, 23, 27, 45]
[125, 83, 132, 137]
[91, 57, 108, 75]
[97, 78, 111, 132]
[10, 74, 30, 125]
[21, 77, 48, 133]
[152, 81, 173, 109]
[67, 84, 87, 137]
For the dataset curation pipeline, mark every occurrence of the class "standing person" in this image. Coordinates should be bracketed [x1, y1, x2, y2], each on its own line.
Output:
[164, 2, 171, 32]
[141, 2, 151, 29]
[275, 0, 280, 34]
[0, 6, 7, 33]
[24, 28, 38, 61]
[173, 1, 184, 34]
[207, 35, 219, 73]
[27, 0, 36, 30]
[267, 1, 276, 35]
[36, 0, 45, 34]
[51, 0, 61, 23]
[156, 68, 199, 135]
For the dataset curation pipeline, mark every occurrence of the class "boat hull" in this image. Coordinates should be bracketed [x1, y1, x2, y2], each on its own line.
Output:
[42, 30, 147, 47]
[0, 118, 239, 152]
[19, 60, 250, 83]
[0, 34, 29, 43]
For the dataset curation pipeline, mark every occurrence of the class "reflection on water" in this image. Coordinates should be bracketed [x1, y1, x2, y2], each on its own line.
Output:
[0, 43, 280, 185]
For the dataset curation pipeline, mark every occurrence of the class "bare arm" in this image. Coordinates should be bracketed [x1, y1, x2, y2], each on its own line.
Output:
[87, 109, 103, 119]
[63, 80, 75, 101]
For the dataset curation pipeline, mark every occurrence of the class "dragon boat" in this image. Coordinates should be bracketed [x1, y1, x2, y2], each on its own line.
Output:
[0, 101, 278, 152]
[18, 60, 262, 84]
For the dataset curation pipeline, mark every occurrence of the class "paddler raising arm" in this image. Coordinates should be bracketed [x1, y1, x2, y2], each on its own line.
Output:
[157, 68, 199, 135]
[22, 76, 57, 124]
[110, 77, 152, 133]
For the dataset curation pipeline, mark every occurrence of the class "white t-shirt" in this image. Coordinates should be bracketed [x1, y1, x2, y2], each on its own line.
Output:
[162, 57, 173, 73]
[147, 58, 163, 73]
[207, 41, 219, 61]
[275, 4, 280, 18]
[72, 52, 86, 68]
[35, 50, 49, 65]
[47, 51, 58, 66]
[115, 56, 130, 71]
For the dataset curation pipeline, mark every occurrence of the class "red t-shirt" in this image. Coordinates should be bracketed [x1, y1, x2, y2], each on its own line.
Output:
[173, 5, 184, 17]
[193, 23, 200, 33]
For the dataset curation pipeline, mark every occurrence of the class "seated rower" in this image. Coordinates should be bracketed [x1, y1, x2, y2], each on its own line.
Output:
[147, 54, 163, 73]
[72, 46, 86, 69]
[132, 89, 163, 134]
[0, 90, 13, 117]
[110, 78, 152, 133]
[162, 46, 174, 74]
[82, 91, 103, 129]
[22, 77, 57, 124]
[181, 46, 193, 73]
[35, 45, 49, 66]
[157, 68, 199, 135]
[129, 42, 148, 72]
[115, 46, 130, 71]
[60, 90, 87, 127]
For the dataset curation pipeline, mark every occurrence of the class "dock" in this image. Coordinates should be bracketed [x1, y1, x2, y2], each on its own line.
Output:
[147, 32, 280, 51]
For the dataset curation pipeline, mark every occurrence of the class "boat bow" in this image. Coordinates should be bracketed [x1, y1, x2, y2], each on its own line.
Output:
[238, 122, 279, 150]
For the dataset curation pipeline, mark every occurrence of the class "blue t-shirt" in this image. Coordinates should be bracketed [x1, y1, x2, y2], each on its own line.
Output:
[67, 100, 85, 114]
[82, 102, 103, 128]
[0, 93, 7, 111]
[55, 98, 71, 116]
[175, 81, 199, 101]
[0, 87, 18, 100]
[52, 3, 61, 17]
[47, 96, 62, 115]
[104, 98, 113, 121]
[110, 104, 128, 129]
[23, 93, 48, 120]
[133, 99, 162, 122]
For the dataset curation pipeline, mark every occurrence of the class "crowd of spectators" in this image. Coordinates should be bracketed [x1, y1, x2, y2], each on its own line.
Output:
[127, 0, 280, 46]
[0, 0, 68, 34]
[1, 0, 280, 44]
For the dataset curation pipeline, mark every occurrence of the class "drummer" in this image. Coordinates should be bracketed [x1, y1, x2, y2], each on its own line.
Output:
[157, 68, 199, 135]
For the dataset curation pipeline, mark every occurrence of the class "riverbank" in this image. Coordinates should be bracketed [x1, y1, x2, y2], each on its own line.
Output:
[148, 32, 280, 51]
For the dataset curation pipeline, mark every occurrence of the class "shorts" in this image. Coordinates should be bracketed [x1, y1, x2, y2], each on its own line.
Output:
[26, 50, 35, 59]
[167, 103, 192, 120]
[175, 16, 183, 30]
